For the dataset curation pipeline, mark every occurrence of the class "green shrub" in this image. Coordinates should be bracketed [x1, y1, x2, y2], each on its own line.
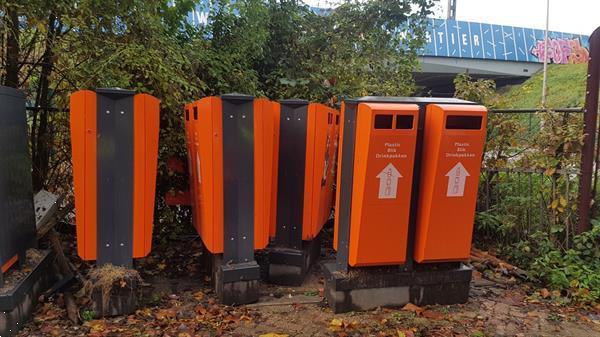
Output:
[527, 221, 600, 305]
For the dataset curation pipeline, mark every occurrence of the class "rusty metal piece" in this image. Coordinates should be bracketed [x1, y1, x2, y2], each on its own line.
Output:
[577, 27, 600, 234]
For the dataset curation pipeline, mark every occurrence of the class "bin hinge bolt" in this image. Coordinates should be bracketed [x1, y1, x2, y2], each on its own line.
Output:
[120, 111, 125, 115]
[230, 237, 235, 241]
[105, 244, 110, 247]
[120, 243, 124, 247]
[242, 115, 246, 119]
[106, 110, 110, 114]
[229, 115, 234, 118]
[242, 236, 247, 240]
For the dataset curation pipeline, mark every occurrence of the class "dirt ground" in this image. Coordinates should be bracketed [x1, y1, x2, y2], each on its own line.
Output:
[12, 224, 600, 337]
[17, 256, 600, 337]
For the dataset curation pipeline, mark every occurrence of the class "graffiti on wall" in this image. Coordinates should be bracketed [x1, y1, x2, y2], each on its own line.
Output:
[530, 37, 590, 64]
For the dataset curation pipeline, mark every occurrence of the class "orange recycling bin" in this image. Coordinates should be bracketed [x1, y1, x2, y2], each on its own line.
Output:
[70, 89, 160, 266]
[183, 95, 279, 254]
[274, 101, 338, 246]
[183, 94, 279, 304]
[269, 100, 339, 284]
[334, 103, 420, 267]
[414, 104, 487, 263]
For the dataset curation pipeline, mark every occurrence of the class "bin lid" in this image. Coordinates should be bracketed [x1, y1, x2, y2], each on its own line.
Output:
[0, 85, 25, 99]
[221, 93, 254, 101]
[279, 99, 309, 107]
[345, 96, 476, 105]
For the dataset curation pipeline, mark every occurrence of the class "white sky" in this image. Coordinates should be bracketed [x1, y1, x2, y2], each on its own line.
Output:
[304, 0, 599, 35]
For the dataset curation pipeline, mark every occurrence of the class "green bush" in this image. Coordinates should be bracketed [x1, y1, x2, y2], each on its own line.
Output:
[526, 221, 600, 305]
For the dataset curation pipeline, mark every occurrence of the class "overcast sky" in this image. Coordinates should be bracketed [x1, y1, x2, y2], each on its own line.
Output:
[304, 0, 599, 35]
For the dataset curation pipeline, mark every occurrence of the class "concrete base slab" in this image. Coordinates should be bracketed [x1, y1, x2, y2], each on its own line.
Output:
[213, 255, 261, 305]
[267, 235, 321, 286]
[0, 250, 58, 337]
[323, 262, 472, 313]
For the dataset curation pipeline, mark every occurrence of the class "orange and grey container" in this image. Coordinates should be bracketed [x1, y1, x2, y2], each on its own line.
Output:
[183, 94, 279, 304]
[333, 101, 420, 267]
[324, 97, 485, 313]
[414, 104, 487, 263]
[70, 88, 160, 267]
[0, 86, 36, 286]
[268, 100, 339, 285]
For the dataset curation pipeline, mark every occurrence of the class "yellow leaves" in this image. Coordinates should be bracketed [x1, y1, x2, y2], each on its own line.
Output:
[84, 320, 107, 332]
[550, 195, 568, 213]
[401, 303, 424, 315]
[259, 333, 289, 337]
[329, 318, 344, 330]
[193, 291, 205, 301]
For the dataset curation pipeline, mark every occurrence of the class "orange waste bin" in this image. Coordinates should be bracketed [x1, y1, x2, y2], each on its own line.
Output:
[325, 97, 483, 314]
[183, 94, 279, 304]
[333, 102, 420, 267]
[70, 88, 160, 266]
[268, 100, 339, 285]
[414, 104, 487, 263]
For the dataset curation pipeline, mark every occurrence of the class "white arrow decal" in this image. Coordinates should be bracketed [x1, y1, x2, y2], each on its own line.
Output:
[445, 162, 470, 197]
[377, 163, 402, 199]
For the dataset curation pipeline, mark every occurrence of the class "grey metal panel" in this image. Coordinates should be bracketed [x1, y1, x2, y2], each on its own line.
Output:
[335, 102, 358, 272]
[221, 95, 255, 264]
[275, 100, 309, 249]
[96, 89, 134, 267]
[0, 86, 36, 283]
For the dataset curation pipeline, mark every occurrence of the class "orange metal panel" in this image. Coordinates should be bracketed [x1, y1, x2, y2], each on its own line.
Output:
[348, 103, 419, 266]
[70, 90, 97, 260]
[1, 255, 18, 273]
[192, 97, 223, 253]
[187, 97, 277, 253]
[253, 98, 272, 250]
[132, 94, 160, 258]
[183, 103, 199, 231]
[414, 104, 487, 263]
[302, 104, 338, 240]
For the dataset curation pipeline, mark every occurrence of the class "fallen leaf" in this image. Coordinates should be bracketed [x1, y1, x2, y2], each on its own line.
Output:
[422, 310, 445, 320]
[193, 291, 205, 301]
[540, 288, 550, 299]
[401, 303, 424, 315]
[329, 318, 344, 330]
[259, 334, 289, 337]
[84, 320, 107, 332]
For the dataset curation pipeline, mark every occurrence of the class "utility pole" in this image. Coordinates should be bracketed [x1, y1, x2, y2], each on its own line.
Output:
[447, 0, 457, 20]
[541, 0, 550, 109]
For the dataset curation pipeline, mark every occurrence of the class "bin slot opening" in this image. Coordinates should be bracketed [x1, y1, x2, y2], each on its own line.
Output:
[395, 115, 414, 129]
[185, 109, 190, 121]
[445, 115, 482, 130]
[374, 114, 393, 129]
[193, 106, 199, 120]
[336, 115, 340, 125]
[328, 113, 333, 125]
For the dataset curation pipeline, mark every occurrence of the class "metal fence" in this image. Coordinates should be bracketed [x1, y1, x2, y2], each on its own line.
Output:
[476, 108, 591, 248]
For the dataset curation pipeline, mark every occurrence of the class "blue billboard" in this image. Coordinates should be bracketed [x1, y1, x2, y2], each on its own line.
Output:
[179, 1, 591, 65]
[422, 18, 590, 64]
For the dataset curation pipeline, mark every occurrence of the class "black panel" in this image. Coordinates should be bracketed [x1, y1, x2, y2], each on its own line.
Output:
[275, 100, 309, 249]
[96, 89, 135, 267]
[396, 115, 414, 129]
[335, 102, 358, 272]
[221, 94, 255, 264]
[0, 86, 36, 284]
[446, 115, 482, 130]
[374, 114, 393, 129]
